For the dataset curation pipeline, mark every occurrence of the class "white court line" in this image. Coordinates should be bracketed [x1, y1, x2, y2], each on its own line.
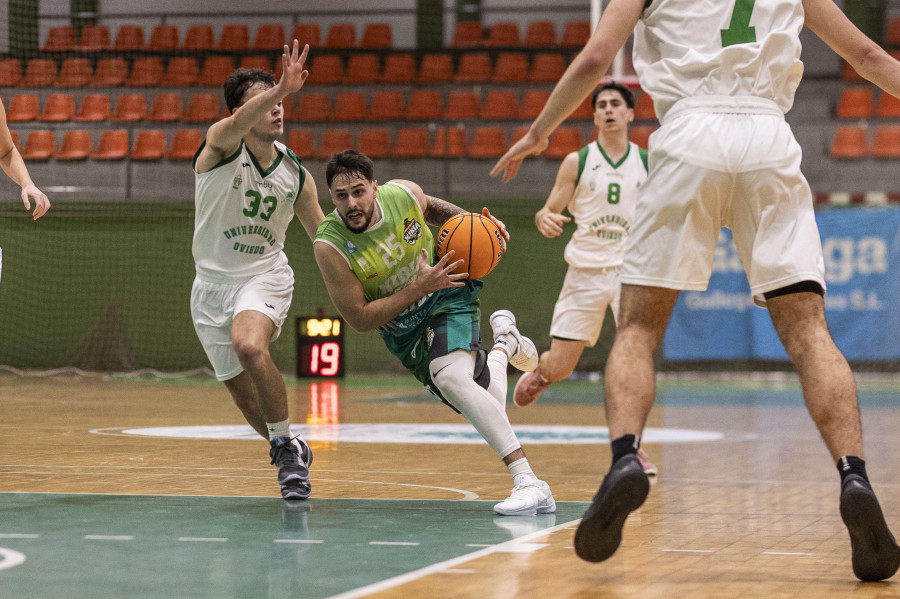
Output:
[0, 534, 39, 539]
[0, 547, 26, 571]
[369, 541, 421, 547]
[442, 569, 476, 574]
[324, 518, 579, 599]
[763, 551, 813, 556]
[273, 539, 324, 544]
[83, 535, 134, 541]
[178, 537, 228, 542]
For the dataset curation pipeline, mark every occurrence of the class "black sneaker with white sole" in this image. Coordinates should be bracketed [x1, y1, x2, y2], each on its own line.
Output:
[269, 436, 312, 500]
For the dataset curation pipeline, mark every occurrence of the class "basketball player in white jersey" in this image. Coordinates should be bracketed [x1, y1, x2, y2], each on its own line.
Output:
[492, 0, 900, 580]
[513, 82, 657, 476]
[191, 41, 324, 500]
[0, 98, 50, 220]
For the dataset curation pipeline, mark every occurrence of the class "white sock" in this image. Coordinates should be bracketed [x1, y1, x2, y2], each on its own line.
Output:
[266, 418, 291, 443]
[507, 457, 537, 485]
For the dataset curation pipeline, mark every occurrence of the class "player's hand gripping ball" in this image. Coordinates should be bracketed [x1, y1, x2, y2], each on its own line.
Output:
[435, 213, 503, 279]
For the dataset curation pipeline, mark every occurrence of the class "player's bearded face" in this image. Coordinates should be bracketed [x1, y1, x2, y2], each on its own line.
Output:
[331, 174, 377, 233]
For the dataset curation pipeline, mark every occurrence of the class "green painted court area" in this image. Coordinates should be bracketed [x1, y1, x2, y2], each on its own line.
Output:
[0, 493, 585, 599]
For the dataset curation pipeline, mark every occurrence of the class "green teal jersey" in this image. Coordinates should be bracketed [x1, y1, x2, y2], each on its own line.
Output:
[314, 181, 482, 383]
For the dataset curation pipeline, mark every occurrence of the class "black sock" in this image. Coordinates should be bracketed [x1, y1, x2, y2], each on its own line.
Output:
[611, 434, 638, 466]
[837, 456, 869, 483]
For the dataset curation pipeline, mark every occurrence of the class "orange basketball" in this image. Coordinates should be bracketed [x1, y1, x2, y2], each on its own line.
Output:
[435, 213, 503, 279]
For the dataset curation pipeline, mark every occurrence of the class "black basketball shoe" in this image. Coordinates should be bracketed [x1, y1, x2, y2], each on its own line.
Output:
[840, 474, 900, 581]
[269, 436, 312, 500]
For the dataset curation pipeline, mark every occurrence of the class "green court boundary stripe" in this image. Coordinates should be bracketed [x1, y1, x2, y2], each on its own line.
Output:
[323, 518, 581, 599]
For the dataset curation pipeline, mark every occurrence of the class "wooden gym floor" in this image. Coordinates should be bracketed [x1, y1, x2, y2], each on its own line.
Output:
[1, 372, 900, 598]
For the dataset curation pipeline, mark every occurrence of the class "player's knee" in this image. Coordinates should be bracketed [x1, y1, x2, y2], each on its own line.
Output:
[232, 336, 268, 364]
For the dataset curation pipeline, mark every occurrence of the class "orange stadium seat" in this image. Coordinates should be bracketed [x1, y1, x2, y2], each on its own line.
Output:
[149, 25, 179, 51]
[55, 58, 92, 87]
[561, 21, 591, 47]
[306, 55, 344, 85]
[6, 95, 39, 122]
[545, 127, 585, 158]
[431, 126, 467, 158]
[417, 53, 454, 83]
[291, 24, 321, 47]
[872, 125, 900, 158]
[830, 125, 868, 158]
[492, 53, 528, 83]
[167, 129, 204, 160]
[345, 54, 381, 83]
[183, 93, 221, 122]
[162, 57, 199, 86]
[468, 126, 507, 158]
[876, 92, 900, 117]
[131, 129, 167, 160]
[197, 56, 235, 86]
[380, 54, 416, 83]
[42, 26, 75, 51]
[78, 25, 110, 51]
[405, 90, 442, 120]
[367, 91, 404, 121]
[842, 61, 864, 81]
[294, 93, 331, 122]
[525, 21, 556, 47]
[455, 53, 492, 83]
[634, 92, 656, 120]
[90, 58, 128, 87]
[38, 94, 75, 122]
[91, 129, 129, 160]
[331, 92, 367, 122]
[74, 94, 111, 122]
[288, 129, 316, 156]
[21, 130, 56, 160]
[392, 127, 430, 158]
[183, 25, 214, 51]
[518, 90, 551, 119]
[240, 56, 272, 72]
[55, 129, 93, 160]
[0, 59, 22, 87]
[529, 53, 567, 83]
[316, 128, 354, 159]
[443, 91, 480, 120]
[485, 22, 519, 47]
[325, 24, 356, 48]
[254, 24, 285, 50]
[836, 87, 874, 119]
[360, 23, 392, 48]
[127, 58, 163, 87]
[111, 93, 148, 122]
[113, 25, 144, 51]
[218, 24, 249, 50]
[21, 59, 58, 87]
[451, 22, 483, 47]
[886, 17, 900, 46]
[480, 91, 519, 120]
[629, 125, 657, 150]
[357, 128, 392, 158]
[147, 93, 183, 122]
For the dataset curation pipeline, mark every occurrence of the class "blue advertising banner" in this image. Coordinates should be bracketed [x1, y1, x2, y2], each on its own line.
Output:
[663, 207, 900, 361]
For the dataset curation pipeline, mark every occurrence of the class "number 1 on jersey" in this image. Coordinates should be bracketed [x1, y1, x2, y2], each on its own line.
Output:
[721, 0, 757, 47]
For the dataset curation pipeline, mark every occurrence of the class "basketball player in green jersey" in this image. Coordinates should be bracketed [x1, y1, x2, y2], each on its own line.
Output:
[513, 81, 657, 475]
[493, 0, 900, 579]
[190, 41, 324, 500]
[0, 98, 49, 220]
[314, 150, 555, 516]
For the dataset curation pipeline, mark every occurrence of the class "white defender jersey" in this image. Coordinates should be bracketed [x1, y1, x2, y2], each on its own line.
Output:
[633, 0, 805, 122]
[192, 140, 305, 282]
[564, 141, 648, 268]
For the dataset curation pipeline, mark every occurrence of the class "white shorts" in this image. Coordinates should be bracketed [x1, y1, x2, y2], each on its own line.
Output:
[190, 263, 294, 381]
[621, 96, 826, 308]
[550, 265, 621, 347]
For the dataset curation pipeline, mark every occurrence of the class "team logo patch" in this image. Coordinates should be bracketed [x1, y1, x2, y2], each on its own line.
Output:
[403, 218, 423, 245]
[344, 241, 358, 254]
[232, 175, 242, 190]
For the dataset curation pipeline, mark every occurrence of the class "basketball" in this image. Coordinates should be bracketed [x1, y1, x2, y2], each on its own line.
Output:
[435, 212, 503, 279]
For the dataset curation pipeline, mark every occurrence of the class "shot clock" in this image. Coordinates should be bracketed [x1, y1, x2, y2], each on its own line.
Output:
[296, 316, 345, 378]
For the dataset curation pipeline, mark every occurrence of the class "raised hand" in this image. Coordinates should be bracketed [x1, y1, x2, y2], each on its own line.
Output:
[278, 40, 310, 96]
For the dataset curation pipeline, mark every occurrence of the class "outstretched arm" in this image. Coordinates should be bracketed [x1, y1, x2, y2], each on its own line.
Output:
[0, 99, 49, 220]
[803, 0, 900, 99]
[293, 167, 325, 240]
[314, 243, 465, 332]
[490, 0, 645, 182]
[535, 152, 578, 238]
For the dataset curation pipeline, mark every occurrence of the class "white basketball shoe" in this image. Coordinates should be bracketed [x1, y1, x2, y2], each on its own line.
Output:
[493, 476, 556, 516]
[489, 310, 538, 372]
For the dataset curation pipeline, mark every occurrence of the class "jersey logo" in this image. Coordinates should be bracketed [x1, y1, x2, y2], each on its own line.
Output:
[242, 162, 251, 168]
[344, 241, 358, 254]
[232, 175, 242, 190]
[403, 218, 423, 246]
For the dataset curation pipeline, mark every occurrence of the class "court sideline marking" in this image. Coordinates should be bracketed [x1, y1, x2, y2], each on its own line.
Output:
[323, 518, 581, 599]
